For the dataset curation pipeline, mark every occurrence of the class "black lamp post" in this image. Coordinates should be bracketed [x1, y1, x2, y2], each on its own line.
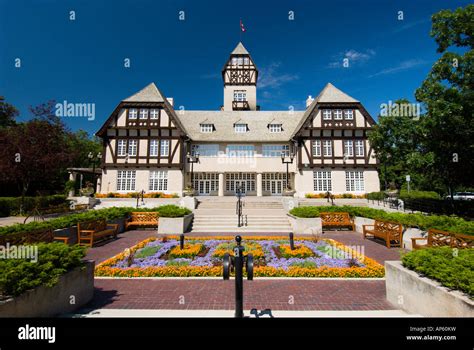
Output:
[88, 151, 102, 194]
[186, 151, 200, 190]
[281, 152, 295, 190]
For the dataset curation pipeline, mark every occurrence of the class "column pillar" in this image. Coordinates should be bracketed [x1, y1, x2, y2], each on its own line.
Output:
[218, 173, 224, 196]
[68, 172, 77, 197]
[256, 173, 262, 197]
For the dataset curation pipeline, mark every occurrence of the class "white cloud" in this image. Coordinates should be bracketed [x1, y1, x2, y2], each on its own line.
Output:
[259, 62, 299, 89]
[329, 49, 376, 68]
[369, 59, 428, 77]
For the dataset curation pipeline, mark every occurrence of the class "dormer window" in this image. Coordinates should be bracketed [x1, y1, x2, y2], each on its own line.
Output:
[129, 108, 138, 119]
[269, 124, 282, 133]
[200, 124, 214, 133]
[234, 123, 248, 133]
[139, 109, 148, 119]
[322, 110, 332, 120]
[334, 109, 343, 120]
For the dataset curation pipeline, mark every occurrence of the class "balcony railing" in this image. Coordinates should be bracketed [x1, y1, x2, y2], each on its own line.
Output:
[232, 100, 250, 110]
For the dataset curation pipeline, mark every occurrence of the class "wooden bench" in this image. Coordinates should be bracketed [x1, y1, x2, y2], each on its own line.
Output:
[321, 212, 355, 231]
[125, 212, 159, 230]
[363, 220, 403, 248]
[77, 219, 118, 247]
[0, 228, 69, 246]
[412, 228, 474, 249]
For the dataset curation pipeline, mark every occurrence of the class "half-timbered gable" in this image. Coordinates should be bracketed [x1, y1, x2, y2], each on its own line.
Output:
[292, 83, 378, 170]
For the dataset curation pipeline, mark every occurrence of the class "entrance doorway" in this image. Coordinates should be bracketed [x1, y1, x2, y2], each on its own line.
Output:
[225, 173, 256, 194]
[262, 173, 288, 195]
[193, 173, 219, 195]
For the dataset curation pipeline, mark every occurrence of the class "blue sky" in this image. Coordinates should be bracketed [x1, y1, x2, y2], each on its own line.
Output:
[0, 0, 470, 135]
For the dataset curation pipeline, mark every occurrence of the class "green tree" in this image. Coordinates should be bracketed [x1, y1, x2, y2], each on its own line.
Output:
[369, 99, 435, 191]
[0, 96, 18, 128]
[415, 4, 474, 198]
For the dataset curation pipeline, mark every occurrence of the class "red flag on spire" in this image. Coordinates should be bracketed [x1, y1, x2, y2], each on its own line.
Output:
[240, 19, 246, 32]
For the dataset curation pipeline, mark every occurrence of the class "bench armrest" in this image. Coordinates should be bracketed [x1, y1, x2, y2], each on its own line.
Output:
[362, 225, 374, 229]
[54, 236, 69, 244]
[411, 237, 427, 241]
[79, 229, 96, 233]
[107, 223, 119, 230]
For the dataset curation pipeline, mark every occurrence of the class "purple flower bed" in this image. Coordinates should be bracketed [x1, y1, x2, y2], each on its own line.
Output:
[112, 238, 364, 270]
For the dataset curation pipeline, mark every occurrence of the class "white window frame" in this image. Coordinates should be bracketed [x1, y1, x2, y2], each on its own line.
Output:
[268, 124, 282, 133]
[312, 140, 321, 157]
[345, 171, 364, 192]
[128, 140, 137, 156]
[149, 170, 168, 191]
[200, 124, 214, 133]
[313, 171, 332, 191]
[150, 109, 159, 119]
[323, 140, 332, 157]
[160, 140, 170, 157]
[344, 140, 354, 157]
[139, 109, 148, 119]
[322, 110, 332, 120]
[355, 140, 365, 157]
[344, 110, 354, 120]
[334, 109, 343, 120]
[117, 170, 136, 191]
[262, 144, 289, 157]
[149, 140, 159, 157]
[117, 139, 127, 156]
[227, 145, 254, 157]
[128, 108, 138, 119]
[233, 91, 247, 102]
[234, 123, 248, 133]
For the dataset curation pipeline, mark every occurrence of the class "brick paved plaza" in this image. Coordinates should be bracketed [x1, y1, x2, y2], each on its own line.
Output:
[79, 230, 404, 313]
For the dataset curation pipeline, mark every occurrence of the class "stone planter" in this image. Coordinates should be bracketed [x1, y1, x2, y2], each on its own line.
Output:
[177, 196, 197, 210]
[54, 226, 78, 245]
[353, 216, 375, 233]
[0, 260, 95, 317]
[108, 217, 127, 234]
[158, 213, 194, 234]
[287, 214, 322, 235]
[385, 261, 474, 317]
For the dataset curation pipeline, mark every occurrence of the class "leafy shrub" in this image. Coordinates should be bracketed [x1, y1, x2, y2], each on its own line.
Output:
[0, 243, 87, 297]
[366, 192, 386, 200]
[0, 195, 70, 217]
[154, 204, 191, 217]
[400, 190, 440, 200]
[289, 205, 474, 235]
[402, 247, 473, 297]
[134, 245, 161, 259]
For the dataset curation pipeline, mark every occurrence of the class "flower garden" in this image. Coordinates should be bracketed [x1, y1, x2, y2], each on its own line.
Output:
[96, 236, 385, 278]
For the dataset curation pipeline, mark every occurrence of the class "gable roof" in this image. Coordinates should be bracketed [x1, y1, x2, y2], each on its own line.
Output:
[177, 111, 305, 142]
[122, 82, 165, 102]
[317, 83, 359, 103]
[231, 42, 250, 55]
[290, 83, 361, 139]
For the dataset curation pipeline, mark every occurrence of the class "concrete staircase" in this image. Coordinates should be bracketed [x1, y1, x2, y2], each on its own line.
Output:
[191, 197, 292, 233]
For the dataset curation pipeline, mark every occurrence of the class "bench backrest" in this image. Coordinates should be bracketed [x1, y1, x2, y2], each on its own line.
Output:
[78, 219, 107, 232]
[373, 220, 402, 234]
[129, 212, 159, 222]
[320, 212, 352, 225]
[428, 229, 474, 249]
[0, 228, 53, 246]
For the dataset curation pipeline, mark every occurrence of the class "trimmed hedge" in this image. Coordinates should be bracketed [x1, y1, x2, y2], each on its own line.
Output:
[289, 205, 474, 235]
[0, 243, 87, 297]
[0, 195, 70, 217]
[399, 190, 440, 200]
[402, 247, 473, 297]
[0, 205, 191, 237]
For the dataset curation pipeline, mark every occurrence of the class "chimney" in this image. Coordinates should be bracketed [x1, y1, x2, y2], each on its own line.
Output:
[167, 97, 174, 107]
[306, 95, 314, 108]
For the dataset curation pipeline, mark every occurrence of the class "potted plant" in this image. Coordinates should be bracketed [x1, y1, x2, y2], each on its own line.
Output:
[183, 185, 195, 197]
